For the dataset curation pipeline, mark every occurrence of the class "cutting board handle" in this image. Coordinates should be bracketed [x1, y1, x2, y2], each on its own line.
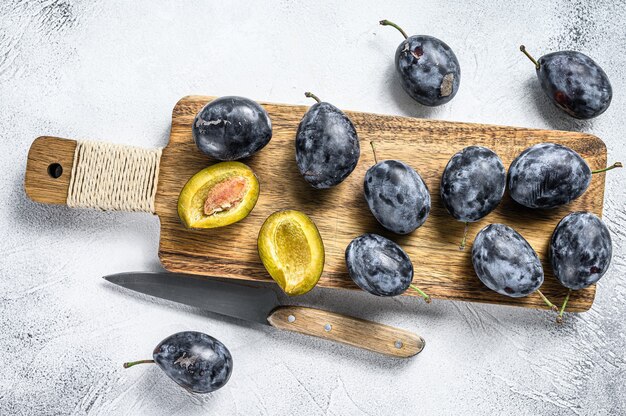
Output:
[25, 136, 162, 213]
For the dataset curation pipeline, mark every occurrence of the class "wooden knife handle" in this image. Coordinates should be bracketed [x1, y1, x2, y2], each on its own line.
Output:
[267, 305, 424, 358]
[25, 136, 161, 213]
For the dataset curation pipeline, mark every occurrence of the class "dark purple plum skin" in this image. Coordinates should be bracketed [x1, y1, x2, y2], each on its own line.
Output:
[153, 331, 232, 394]
[508, 143, 591, 209]
[295, 102, 360, 189]
[440, 146, 505, 222]
[345, 233, 413, 296]
[472, 224, 544, 297]
[537, 51, 612, 119]
[550, 212, 612, 290]
[364, 160, 430, 235]
[395, 35, 460, 106]
[193, 96, 272, 160]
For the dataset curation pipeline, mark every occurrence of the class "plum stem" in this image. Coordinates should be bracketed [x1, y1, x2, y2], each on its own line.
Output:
[304, 92, 321, 103]
[519, 45, 540, 70]
[370, 141, 379, 164]
[410, 284, 431, 303]
[592, 162, 622, 174]
[536, 290, 558, 312]
[123, 359, 155, 369]
[379, 19, 408, 39]
[459, 222, 469, 250]
[556, 289, 571, 324]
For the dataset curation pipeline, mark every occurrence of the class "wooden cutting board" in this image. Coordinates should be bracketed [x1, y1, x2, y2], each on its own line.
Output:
[25, 95, 608, 312]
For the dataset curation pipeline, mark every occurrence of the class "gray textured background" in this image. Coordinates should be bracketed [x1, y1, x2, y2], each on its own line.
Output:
[1, 1, 625, 415]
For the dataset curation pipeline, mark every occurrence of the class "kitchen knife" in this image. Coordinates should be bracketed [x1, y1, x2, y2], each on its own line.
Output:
[103, 272, 424, 358]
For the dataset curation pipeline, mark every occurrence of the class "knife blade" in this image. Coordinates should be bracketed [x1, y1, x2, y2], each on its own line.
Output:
[103, 272, 424, 357]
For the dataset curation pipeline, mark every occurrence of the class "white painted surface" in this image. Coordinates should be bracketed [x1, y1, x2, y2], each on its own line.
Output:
[1, 1, 625, 414]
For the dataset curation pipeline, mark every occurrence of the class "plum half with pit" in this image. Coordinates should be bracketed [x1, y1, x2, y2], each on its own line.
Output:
[193, 96, 272, 160]
[345, 233, 429, 301]
[440, 146, 506, 249]
[295, 92, 360, 189]
[520, 46, 612, 119]
[177, 162, 259, 229]
[380, 19, 460, 106]
[123, 331, 233, 394]
[364, 145, 430, 234]
[508, 142, 622, 209]
[550, 212, 612, 322]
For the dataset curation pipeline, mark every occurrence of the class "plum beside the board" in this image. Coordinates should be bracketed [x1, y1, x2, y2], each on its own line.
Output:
[153, 332, 232, 393]
[381, 20, 460, 106]
[520, 46, 612, 119]
[124, 331, 233, 394]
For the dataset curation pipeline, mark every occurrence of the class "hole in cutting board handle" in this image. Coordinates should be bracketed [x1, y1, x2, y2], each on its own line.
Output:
[47, 163, 63, 179]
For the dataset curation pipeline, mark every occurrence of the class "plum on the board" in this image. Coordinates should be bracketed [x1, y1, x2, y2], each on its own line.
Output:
[295, 92, 360, 189]
[550, 212, 612, 290]
[508, 142, 591, 209]
[471, 224, 543, 298]
[177, 162, 259, 229]
[257, 210, 325, 296]
[345, 233, 413, 297]
[193, 96, 272, 160]
[440, 146, 505, 222]
[364, 160, 430, 235]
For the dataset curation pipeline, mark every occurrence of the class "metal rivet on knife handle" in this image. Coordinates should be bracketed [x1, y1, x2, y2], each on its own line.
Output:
[324, 323, 332, 332]
[288, 314, 296, 323]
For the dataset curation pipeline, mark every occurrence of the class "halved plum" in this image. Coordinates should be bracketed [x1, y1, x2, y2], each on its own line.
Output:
[178, 162, 259, 229]
[257, 210, 324, 296]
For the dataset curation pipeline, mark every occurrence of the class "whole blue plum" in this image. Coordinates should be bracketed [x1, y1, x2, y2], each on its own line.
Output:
[508, 142, 591, 209]
[295, 93, 360, 189]
[550, 212, 612, 290]
[193, 96, 272, 160]
[364, 160, 430, 235]
[381, 20, 460, 106]
[153, 331, 232, 393]
[472, 224, 544, 297]
[521, 46, 612, 119]
[440, 146, 505, 222]
[345, 233, 413, 297]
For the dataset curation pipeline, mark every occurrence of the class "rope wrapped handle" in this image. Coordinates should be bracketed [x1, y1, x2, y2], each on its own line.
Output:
[67, 141, 162, 212]
[25, 137, 163, 214]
